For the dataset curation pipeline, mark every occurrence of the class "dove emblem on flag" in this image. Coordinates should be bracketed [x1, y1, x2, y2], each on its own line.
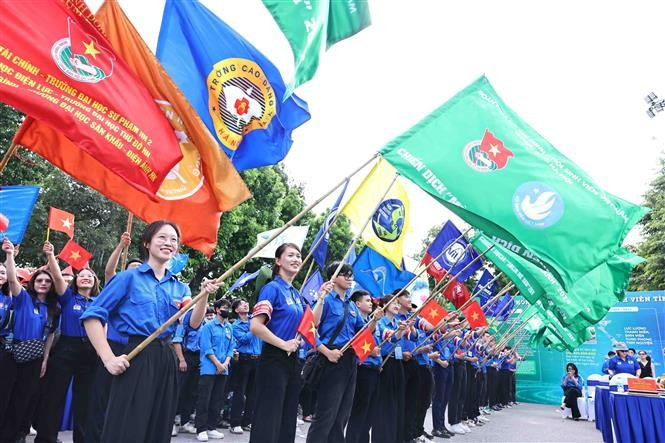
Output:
[512, 182, 565, 229]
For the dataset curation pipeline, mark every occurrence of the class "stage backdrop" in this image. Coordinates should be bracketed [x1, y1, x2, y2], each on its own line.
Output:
[514, 291, 665, 405]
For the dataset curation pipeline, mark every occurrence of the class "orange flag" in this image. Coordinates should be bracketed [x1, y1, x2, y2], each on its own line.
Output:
[350, 327, 377, 364]
[58, 239, 92, 270]
[462, 300, 488, 329]
[296, 305, 317, 346]
[14, 0, 251, 256]
[48, 207, 75, 238]
[420, 299, 448, 327]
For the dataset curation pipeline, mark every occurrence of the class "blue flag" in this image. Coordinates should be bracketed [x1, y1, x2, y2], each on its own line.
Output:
[301, 269, 324, 305]
[311, 181, 348, 269]
[228, 270, 261, 293]
[490, 294, 514, 321]
[0, 185, 40, 244]
[423, 221, 481, 283]
[474, 269, 497, 307]
[157, 0, 310, 171]
[353, 247, 415, 297]
[167, 253, 189, 274]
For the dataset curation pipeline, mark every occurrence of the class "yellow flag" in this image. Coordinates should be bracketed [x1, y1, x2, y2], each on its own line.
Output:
[342, 158, 410, 268]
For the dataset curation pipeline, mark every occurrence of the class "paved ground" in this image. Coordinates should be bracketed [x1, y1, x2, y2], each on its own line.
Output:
[36, 402, 602, 442]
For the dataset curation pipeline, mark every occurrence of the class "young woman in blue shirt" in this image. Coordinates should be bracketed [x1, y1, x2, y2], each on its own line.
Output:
[81, 220, 218, 442]
[561, 362, 584, 420]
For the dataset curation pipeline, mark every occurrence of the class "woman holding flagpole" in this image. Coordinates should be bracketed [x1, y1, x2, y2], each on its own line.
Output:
[81, 221, 218, 442]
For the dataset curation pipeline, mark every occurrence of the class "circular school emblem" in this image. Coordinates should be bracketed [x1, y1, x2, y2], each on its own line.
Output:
[207, 58, 276, 151]
[462, 139, 498, 172]
[51, 38, 109, 83]
[371, 199, 405, 243]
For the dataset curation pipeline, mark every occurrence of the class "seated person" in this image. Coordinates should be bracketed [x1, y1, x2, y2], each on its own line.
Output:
[561, 363, 584, 420]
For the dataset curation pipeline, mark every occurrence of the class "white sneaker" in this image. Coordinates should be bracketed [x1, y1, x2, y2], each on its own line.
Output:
[479, 416, 490, 423]
[230, 426, 243, 435]
[208, 429, 224, 439]
[182, 422, 197, 434]
[197, 431, 209, 441]
[466, 420, 476, 427]
[172, 424, 179, 436]
[461, 423, 471, 432]
[297, 418, 305, 425]
[451, 424, 466, 434]
[444, 423, 455, 434]
[29, 427, 37, 436]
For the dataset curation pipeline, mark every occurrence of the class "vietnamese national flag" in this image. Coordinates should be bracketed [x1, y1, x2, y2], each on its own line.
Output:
[420, 299, 448, 327]
[478, 129, 514, 169]
[296, 305, 317, 346]
[463, 300, 488, 329]
[58, 239, 92, 270]
[1, 0, 183, 197]
[48, 207, 75, 238]
[350, 327, 377, 364]
[442, 278, 470, 309]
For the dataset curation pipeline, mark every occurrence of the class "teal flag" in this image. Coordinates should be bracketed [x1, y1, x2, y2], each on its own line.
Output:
[380, 76, 649, 289]
[262, 0, 371, 95]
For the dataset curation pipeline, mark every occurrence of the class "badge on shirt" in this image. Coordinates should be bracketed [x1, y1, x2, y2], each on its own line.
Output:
[226, 330, 231, 340]
[395, 346, 403, 360]
[0, 302, 4, 309]
[34, 306, 40, 315]
[285, 294, 293, 305]
[73, 304, 82, 311]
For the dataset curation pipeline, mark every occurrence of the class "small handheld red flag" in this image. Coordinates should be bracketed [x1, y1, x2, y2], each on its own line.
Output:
[48, 208, 75, 238]
[463, 301, 488, 329]
[297, 305, 317, 346]
[443, 278, 470, 309]
[58, 239, 92, 270]
[350, 327, 377, 364]
[479, 129, 514, 169]
[0, 213, 9, 232]
[420, 299, 448, 327]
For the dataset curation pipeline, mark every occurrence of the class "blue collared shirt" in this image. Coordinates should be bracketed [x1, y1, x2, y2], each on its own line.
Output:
[0, 293, 12, 338]
[58, 288, 93, 337]
[80, 263, 191, 340]
[173, 310, 201, 352]
[562, 374, 584, 389]
[252, 276, 305, 342]
[375, 316, 401, 357]
[199, 317, 235, 376]
[232, 316, 262, 355]
[607, 355, 640, 375]
[12, 289, 49, 341]
[317, 293, 365, 347]
[601, 360, 610, 374]
[395, 312, 419, 353]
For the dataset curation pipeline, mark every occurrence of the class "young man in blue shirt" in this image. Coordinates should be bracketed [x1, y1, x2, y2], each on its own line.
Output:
[173, 307, 203, 435]
[601, 351, 615, 374]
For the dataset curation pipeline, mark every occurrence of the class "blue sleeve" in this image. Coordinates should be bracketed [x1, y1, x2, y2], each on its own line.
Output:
[199, 324, 213, 356]
[226, 327, 236, 360]
[57, 287, 74, 306]
[608, 358, 617, 371]
[354, 304, 366, 331]
[173, 323, 185, 344]
[80, 272, 130, 325]
[232, 322, 252, 347]
[577, 376, 584, 389]
[13, 289, 29, 309]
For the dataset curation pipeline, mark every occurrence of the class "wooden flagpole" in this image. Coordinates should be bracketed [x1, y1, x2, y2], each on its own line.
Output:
[120, 213, 133, 271]
[0, 143, 19, 176]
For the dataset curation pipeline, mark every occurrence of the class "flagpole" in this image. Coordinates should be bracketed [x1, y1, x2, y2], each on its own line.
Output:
[0, 142, 19, 176]
[484, 291, 520, 331]
[496, 312, 537, 350]
[127, 153, 379, 361]
[299, 261, 316, 291]
[120, 213, 133, 271]
[338, 227, 473, 354]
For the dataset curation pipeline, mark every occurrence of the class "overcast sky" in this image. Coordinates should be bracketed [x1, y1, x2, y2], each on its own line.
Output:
[89, 0, 665, 263]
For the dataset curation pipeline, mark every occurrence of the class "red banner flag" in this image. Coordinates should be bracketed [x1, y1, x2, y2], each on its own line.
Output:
[350, 327, 377, 364]
[48, 207, 75, 238]
[420, 299, 448, 327]
[297, 305, 317, 346]
[462, 300, 488, 329]
[442, 278, 470, 309]
[0, 0, 183, 197]
[58, 239, 92, 270]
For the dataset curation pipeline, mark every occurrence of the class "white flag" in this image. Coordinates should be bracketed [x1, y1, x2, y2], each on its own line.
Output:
[255, 226, 310, 259]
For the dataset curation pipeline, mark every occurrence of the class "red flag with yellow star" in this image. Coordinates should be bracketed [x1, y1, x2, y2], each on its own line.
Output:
[296, 305, 317, 346]
[48, 207, 75, 238]
[350, 327, 377, 364]
[420, 299, 448, 327]
[58, 239, 92, 270]
[462, 300, 488, 329]
[478, 129, 514, 169]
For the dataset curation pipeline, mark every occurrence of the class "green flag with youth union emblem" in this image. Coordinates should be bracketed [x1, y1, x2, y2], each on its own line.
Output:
[379, 76, 649, 290]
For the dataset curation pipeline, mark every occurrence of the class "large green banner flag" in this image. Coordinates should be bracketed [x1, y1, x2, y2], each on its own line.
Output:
[380, 76, 648, 289]
[262, 0, 371, 95]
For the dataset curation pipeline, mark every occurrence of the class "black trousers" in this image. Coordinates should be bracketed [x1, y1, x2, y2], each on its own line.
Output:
[177, 350, 200, 424]
[412, 364, 433, 439]
[196, 374, 227, 432]
[85, 340, 125, 443]
[402, 359, 419, 440]
[306, 350, 357, 443]
[498, 369, 511, 405]
[0, 355, 41, 442]
[101, 337, 179, 443]
[249, 343, 302, 443]
[371, 357, 404, 443]
[487, 366, 499, 407]
[563, 387, 582, 418]
[35, 337, 98, 443]
[0, 347, 16, 433]
[463, 363, 478, 420]
[345, 365, 380, 443]
[510, 371, 517, 402]
[447, 359, 466, 426]
[431, 363, 452, 432]
[229, 356, 258, 427]
[299, 382, 317, 418]
[478, 370, 488, 408]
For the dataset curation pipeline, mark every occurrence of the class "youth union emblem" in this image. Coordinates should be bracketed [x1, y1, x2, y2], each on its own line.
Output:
[371, 199, 405, 243]
[512, 181, 565, 228]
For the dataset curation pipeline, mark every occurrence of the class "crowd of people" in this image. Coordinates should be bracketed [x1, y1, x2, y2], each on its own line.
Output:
[0, 220, 524, 443]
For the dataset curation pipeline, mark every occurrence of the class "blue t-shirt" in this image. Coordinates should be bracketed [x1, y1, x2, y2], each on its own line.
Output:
[80, 263, 191, 340]
[232, 316, 262, 355]
[0, 293, 12, 338]
[375, 316, 401, 358]
[12, 289, 50, 341]
[607, 355, 640, 375]
[252, 276, 305, 342]
[173, 310, 201, 352]
[395, 312, 418, 353]
[601, 359, 610, 374]
[317, 293, 365, 347]
[561, 374, 584, 389]
[58, 288, 93, 337]
[199, 318, 235, 376]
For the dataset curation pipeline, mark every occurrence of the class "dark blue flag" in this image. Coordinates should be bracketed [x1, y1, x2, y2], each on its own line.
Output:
[228, 269, 261, 293]
[301, 269, 324, 305]
[422, 220, 481, 283]
[491, 294, 514, 321]
[157, 0, 310, 171]
[474, 269, 497, 307]
[0, 185, 40, 244]
[353, 247, 415, 297]
[311, 181, 348, 269]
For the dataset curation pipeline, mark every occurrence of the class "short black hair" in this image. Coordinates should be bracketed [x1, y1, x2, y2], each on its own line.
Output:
[607, 351, 616, 357]
[125, 258, 142, 269]
[393, 288, 409, 297]
[231, 298, 245, 311]
[350, 290, 370, 303]
[214, 298, 230, 310]
[326, 261, 353, 280]
[628, 348, 636, 353]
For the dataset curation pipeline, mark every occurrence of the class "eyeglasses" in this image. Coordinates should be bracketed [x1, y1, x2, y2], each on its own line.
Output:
[338, 274, 354, 280]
